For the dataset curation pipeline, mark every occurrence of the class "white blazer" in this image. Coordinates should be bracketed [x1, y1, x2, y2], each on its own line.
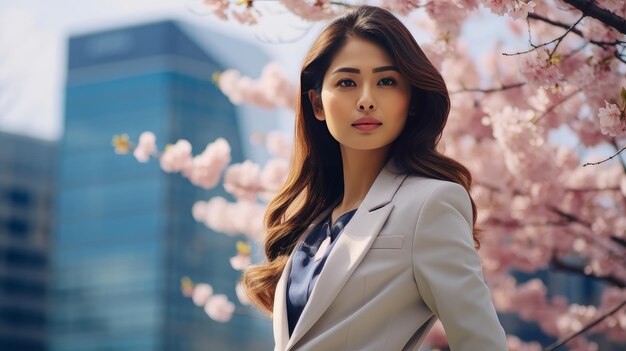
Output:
[272, 159, 508, 351]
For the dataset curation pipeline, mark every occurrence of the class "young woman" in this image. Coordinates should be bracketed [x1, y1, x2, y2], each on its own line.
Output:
[243, 4, 508, 351]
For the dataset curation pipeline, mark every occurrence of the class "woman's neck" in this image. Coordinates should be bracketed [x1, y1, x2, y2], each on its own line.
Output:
[335, 146, 389, 213]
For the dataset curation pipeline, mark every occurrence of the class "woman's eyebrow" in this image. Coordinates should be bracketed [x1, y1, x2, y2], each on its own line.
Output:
[331, 65, 398, 75]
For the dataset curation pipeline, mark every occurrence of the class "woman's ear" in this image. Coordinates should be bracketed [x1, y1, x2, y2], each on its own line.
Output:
[308, 90, 325, 121]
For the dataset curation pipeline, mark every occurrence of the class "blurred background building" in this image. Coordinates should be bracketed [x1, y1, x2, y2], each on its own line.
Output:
[0, 131, 56, 351]
[50, 20, 275, 351]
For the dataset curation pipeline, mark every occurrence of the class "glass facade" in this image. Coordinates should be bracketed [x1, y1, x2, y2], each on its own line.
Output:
[0, 131, 56, 351]
[52, 21, 273, 351]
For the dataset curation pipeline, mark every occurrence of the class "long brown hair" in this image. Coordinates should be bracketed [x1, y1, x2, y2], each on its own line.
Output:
[241, 4, 483, 318]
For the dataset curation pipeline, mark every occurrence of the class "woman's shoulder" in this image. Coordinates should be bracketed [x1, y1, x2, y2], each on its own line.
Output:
[393, 175, 472, 228]
[400, 174, 467, 193]
[396, 175, 470, 210]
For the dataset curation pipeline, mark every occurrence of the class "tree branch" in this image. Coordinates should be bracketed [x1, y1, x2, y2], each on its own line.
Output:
[449, 82, 525, 94]
[582, 142, 626, 168]
[561, 0, 626, 34]
[528, 13, 584, 36]
[527, 12, 626, 63]
[550, 254, 626, 287]
[543, 295, 626, 350]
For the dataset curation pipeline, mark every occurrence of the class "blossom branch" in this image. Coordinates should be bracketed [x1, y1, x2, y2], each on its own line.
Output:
[475, 182, 626, 268]
[611, 236, 626, 249]
[581, 142, 626, 168]
[561, 0, 626, 34]
[550, 254, 626, 288]
[543, 296, 626, 351]
[449, 82, 525, 94]
[503, 12, 585, 59]
[548, 206, 626, 265]
[530, 88, 582, 124]
[527, 12, 626, 63]
[564, 186, 620, 192]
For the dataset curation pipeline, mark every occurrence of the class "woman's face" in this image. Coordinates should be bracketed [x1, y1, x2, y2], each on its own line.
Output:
[309, 36, 412, 152]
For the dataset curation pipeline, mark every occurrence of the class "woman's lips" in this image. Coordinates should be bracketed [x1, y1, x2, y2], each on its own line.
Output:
[352, 123, 382, 131]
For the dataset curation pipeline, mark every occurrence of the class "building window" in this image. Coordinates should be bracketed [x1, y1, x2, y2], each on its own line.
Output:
[6, 188, 32, 208]
[0, 277, 45, 298]
[2, 248, 46, 269]
[6, 217, 30, 238]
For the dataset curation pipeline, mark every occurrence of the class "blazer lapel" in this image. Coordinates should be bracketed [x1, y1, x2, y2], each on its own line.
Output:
[273, 196, 342, 351]
[283, 160, 409, 350]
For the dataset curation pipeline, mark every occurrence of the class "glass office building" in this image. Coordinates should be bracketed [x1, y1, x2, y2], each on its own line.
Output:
[0, 131, 56, 351]
[52, 20, 275, 350]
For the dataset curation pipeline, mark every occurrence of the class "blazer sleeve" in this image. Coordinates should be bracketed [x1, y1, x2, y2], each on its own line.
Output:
[411, 181, 508, 351]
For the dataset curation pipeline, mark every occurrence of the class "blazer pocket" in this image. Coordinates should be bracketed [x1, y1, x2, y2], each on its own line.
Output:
[370, 235, 404, 249]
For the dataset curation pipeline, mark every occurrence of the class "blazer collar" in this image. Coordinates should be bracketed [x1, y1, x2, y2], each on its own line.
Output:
[272, 159, 409, 351]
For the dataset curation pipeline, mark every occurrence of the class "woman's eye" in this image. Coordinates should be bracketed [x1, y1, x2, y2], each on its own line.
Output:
[379, 77, 396, 86]
[337, 79, 354, 87]
[337, 78, 396, 87]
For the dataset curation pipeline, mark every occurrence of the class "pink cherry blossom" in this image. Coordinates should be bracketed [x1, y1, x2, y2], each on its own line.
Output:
[379, 0, 420, 16]
[183, 137, 231, 189]
[133, 131, 156, 163]
[597, 0, 626, 17]
[481, 0, 536, 20]
[230, 9, 258, 26]
[556, 304, 597, 336]
[597, 101, 626, 138]
[159, 139, 192, 173]
[569, 53, 623, 112]
[204, 294, 235, 322]
[452, 0, 480, 10]
[569, 117, 607, 147]
[598, 287, 626, 341]
[518, 49, 563, 90]
[420, 42, 446, 71]
[229, 253, 251, 270]
[187, 0, 228, 20]
[425, 0, 470, 42]
[217, 69, 243, 103]
[217, 63, 296, 110]
[486, 105, 559, 182]
[193, 197, 235, 235]
[582, 16, 624, 43]
[260, 62, 297, 110]
[223, 160, 262, 201]
[278, 0, 337, 22]
[191, 200, 208, 223]
[235, 281, 250, 306]
[192, 283, 213, 306]
[506, 335, 542, 351]
[192, 197, 265, 240]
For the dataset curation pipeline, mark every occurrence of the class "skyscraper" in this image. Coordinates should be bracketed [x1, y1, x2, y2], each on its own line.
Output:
[0, 131, 56, 351]
[52, 20, 275, 351]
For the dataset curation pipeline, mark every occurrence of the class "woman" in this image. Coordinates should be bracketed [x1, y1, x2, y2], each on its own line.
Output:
[242, 4, 508, 351]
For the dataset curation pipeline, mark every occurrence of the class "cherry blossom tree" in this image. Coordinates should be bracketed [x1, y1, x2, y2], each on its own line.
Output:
[113, 0, 626, 350]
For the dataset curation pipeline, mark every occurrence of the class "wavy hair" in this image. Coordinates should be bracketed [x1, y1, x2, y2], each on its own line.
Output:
[241, 4, 483, 317]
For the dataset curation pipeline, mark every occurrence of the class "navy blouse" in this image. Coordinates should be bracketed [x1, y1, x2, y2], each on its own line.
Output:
[286, 207, 358, 336]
